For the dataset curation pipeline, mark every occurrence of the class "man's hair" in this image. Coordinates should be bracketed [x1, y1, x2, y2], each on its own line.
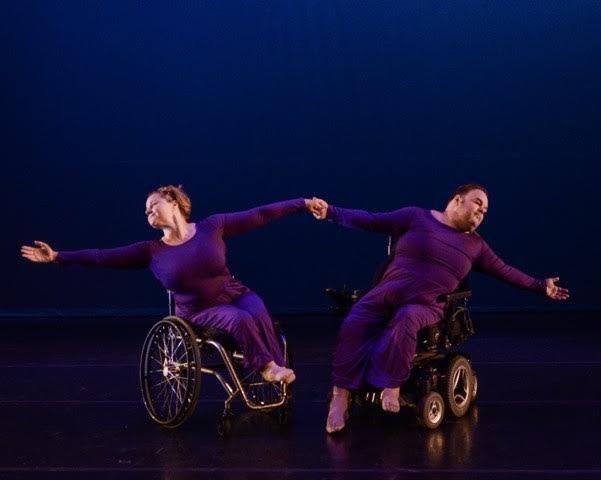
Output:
[447, 183, 489, 203]
[149, 184, 192, 221]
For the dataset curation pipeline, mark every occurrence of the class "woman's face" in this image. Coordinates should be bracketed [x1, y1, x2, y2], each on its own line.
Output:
[145, 193, 177, 229]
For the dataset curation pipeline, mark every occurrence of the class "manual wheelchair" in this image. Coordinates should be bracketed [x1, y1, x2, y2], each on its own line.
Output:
[326, 238, 478, 430]
[139, 291, 292, 435]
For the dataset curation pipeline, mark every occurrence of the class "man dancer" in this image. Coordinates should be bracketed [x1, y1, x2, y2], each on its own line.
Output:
[312, 184, 568, 433]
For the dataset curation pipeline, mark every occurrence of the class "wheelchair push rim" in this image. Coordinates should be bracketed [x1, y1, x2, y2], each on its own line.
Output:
[140, 316, 201, 428]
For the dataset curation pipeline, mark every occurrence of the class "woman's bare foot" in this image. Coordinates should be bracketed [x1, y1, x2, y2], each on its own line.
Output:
[381, 387, 400, 413]
[326, 386, 351, 434]
[261, 361, 296, 384]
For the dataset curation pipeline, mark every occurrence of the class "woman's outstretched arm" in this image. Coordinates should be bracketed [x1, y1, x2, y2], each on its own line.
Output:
[206, 198, 322, 237]
[21, 240, 152, 269]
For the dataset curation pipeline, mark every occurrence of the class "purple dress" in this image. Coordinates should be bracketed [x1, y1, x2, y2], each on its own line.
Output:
[57, 199, 306, 370]
[326, 205, 545, 390]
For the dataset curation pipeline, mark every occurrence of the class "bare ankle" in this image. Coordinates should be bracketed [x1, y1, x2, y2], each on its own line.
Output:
[332, 386, 350, 398]
[380, 387, 401, 413]
[326, 387, 352, 433]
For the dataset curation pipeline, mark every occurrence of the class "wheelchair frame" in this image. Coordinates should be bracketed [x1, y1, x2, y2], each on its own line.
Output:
[139, 291, 292, 434]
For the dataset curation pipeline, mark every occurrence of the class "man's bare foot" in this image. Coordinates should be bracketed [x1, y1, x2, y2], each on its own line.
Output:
[381, 387, 400, 413]
[261, 362, 296, 384]
[326, 386, 351, 434]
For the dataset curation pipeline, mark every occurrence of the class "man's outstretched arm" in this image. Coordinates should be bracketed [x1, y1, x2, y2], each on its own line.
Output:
[474, 241, 569, 300]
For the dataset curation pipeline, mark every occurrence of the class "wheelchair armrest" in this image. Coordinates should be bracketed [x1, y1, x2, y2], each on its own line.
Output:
[438, 290, 472, 303]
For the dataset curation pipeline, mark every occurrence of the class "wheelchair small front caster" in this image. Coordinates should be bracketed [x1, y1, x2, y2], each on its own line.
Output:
[217, 413, 233, 437]
[277, 406, 290, 426]
[417, 392, 445, 429]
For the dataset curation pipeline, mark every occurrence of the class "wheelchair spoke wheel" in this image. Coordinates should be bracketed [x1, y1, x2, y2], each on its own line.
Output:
[140, 316, 201, 428]
[443, 355, 473, 418]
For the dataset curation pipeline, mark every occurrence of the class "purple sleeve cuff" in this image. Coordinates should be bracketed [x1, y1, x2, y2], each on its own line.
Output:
[326, 205, 337, 221]
[56, 250, 97, 265]
[532, 278, 547, 294]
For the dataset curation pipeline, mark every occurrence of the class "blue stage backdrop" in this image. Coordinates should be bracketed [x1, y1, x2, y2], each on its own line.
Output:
[4, 1, 599, 314]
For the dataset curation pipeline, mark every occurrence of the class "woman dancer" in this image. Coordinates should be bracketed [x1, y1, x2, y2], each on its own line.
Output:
[22, 185, 324, 384]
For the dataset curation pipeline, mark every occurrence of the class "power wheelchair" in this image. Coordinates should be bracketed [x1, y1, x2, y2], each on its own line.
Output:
[326, 236, 478, 429]
[139, 291, 292, 435]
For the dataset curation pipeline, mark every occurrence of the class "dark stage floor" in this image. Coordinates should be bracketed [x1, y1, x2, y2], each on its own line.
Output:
[1, 311, 600, 479]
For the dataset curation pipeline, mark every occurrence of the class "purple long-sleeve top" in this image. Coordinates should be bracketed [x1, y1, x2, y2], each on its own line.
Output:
[57, 199, 306, 315]
[327, 205, 546, 295]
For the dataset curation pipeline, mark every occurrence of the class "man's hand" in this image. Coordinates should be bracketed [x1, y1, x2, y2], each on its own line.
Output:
[21, 241, 58, 263]
[545, 277, 569, 300]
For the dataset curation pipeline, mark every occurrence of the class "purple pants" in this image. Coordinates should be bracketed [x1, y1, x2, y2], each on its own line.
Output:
[332, 271, 444, 390]
[185, 292, 284, 370]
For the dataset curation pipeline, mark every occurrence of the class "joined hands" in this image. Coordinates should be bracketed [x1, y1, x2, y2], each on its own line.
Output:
[305, 197, 328, 220]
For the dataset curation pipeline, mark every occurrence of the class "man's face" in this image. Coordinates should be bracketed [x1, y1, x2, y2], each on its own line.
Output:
[454, 189, 489, 232]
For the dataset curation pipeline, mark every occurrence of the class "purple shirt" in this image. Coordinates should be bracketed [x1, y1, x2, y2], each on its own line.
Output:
[327, 205, 545, 294]
[57, 199, 306, 315]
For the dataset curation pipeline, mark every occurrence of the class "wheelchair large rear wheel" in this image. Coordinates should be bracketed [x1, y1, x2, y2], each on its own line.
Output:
[442, 355, 473, 418]
[140, 316, 201, 428]
[471, 371, 478, 403]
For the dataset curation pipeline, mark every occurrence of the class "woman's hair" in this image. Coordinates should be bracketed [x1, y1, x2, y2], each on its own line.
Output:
[149, 185, 192, 221]
[447, 183, 489, 203]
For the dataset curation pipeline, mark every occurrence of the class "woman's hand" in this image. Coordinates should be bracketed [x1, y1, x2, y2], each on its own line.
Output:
[305, 197, 329, 220]
[21, 241, 58, 263]
[544, 277, 569, 300]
